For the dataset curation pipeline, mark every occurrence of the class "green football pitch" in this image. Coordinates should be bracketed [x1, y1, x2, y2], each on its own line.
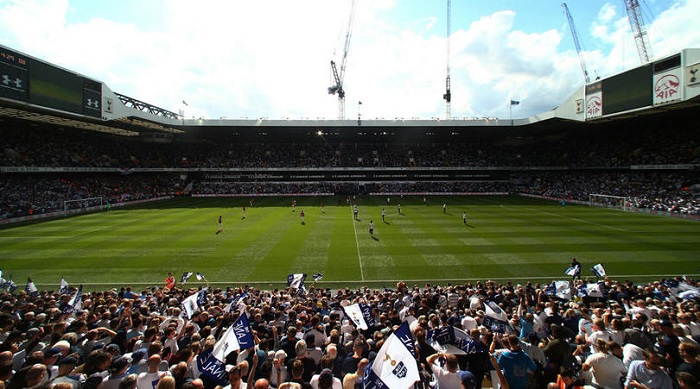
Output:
[1, 195, 698, 291]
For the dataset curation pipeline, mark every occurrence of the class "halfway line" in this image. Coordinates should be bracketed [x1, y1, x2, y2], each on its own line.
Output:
[351, 204, 365, 281]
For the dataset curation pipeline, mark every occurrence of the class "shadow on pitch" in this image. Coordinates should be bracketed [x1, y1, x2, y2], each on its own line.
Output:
[371, 236, 379, 241]
[383, 220, 391, 225]
[464, 223, 475, 228]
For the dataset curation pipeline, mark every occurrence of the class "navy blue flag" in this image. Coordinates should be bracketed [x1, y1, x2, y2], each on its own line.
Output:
[225, 293, 248, 313]
[62, 285, 83, 314]
[196, 272, 206, 281]
[313, 272, 324, 282]
[363, 321, 419, 388]
[199, 312, 254, 384]
[196, 289, 208, 306]
[181, 272, 194, 284]
[287, 273, 307, 289]
[482, 301, 511, 334]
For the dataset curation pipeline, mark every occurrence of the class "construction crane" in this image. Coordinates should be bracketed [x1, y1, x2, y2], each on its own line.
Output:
[443, 0, 452, 119]
[328, 0, 357, 120]
[562, 3, 590, 84]
[623, 0, 653, 63]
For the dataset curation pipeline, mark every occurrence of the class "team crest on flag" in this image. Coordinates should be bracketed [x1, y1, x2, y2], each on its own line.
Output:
[343, 303, 375, 330]
[363, 322, 419, 388]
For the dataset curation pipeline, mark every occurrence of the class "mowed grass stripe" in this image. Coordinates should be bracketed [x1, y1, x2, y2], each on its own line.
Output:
[1, 196, 699, 287]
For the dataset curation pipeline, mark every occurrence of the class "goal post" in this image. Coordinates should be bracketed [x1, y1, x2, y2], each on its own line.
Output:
[64, 197, 103, 213]
[588, 193, 629, 211]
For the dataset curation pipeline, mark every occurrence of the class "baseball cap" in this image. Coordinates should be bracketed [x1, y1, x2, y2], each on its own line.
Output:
[458, 370, 476, 389]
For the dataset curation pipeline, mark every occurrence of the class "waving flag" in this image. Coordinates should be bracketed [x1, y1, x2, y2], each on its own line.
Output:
[545, 281, 572, 300]
[196, 272, 206, 281]
[363, 321, 419, 388]
[7, 279, 17, 293]
[343, 303, 375, 330]
[182, 288, 208, 319]
[26, 278, 38, 296]
[312, 272, 324, 282]
[428, 325, 488, 356]
[565, 264, 581, 277]
[181, 272, 194, 284]
[578, 282, 607, 298]
[63, 285, 83, 314]
[224, 293, 248, 313]
[59, 278, 70, 294]
[482, 301, 511, 334]
[591, 263, 607, 278]
[286, 273, 307, 290]
[199, 312, 254, 384]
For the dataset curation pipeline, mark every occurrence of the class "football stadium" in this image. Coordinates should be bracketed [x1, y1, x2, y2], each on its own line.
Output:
[1, 2, 700, 388]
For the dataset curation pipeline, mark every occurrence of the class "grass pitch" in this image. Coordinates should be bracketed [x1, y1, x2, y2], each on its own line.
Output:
[1, 195, 698, 290]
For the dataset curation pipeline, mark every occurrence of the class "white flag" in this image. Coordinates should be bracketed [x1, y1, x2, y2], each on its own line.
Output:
[363, 322, 419, 388]
[591, 263, 607, 278]
[343, 303, 369, 330]
[286, 273, 306, 290]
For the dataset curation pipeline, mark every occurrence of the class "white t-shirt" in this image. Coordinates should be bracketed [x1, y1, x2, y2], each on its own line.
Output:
[584, 353, 626, 389]
[430, 364, 461, 389]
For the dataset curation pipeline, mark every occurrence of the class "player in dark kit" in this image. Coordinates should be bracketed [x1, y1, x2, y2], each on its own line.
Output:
[216, 215, 223, 234]
[369, 221, 374, 236]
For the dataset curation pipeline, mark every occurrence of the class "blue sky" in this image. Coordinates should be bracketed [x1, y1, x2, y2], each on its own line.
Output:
[0, 0, 697, 120]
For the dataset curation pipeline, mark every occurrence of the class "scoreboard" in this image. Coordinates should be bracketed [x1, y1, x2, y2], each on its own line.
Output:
[585, 53, 683, 120]
[0, 46, 102, 119]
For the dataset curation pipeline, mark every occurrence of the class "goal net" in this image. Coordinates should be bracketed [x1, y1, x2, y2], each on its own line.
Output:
[64, 197, 103, 213]
[588, 194, 630, 211]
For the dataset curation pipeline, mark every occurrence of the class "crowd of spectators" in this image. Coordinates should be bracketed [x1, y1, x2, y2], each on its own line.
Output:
[0, 275, 698, 389]
[1, 124, 697, 220]
[0, 175, 181, 221]
[1, 125, 698, 169]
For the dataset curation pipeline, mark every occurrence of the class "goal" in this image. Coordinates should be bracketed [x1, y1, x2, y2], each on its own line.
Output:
[64, 196, 103, 212]
[588, 194, 630, 211]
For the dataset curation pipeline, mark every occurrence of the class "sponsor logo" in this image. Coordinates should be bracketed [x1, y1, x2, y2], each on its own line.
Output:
[654, 74, 679, 100]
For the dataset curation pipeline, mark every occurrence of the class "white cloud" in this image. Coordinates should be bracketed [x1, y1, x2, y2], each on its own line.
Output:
[1, 0, 699, 120]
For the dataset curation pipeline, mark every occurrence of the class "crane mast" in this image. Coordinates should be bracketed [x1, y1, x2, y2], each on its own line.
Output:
[562, 3, 590, 84]
[443, 0, 452, 119]
[623, 0, 653, 63]
[328, 0, 357, 120]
